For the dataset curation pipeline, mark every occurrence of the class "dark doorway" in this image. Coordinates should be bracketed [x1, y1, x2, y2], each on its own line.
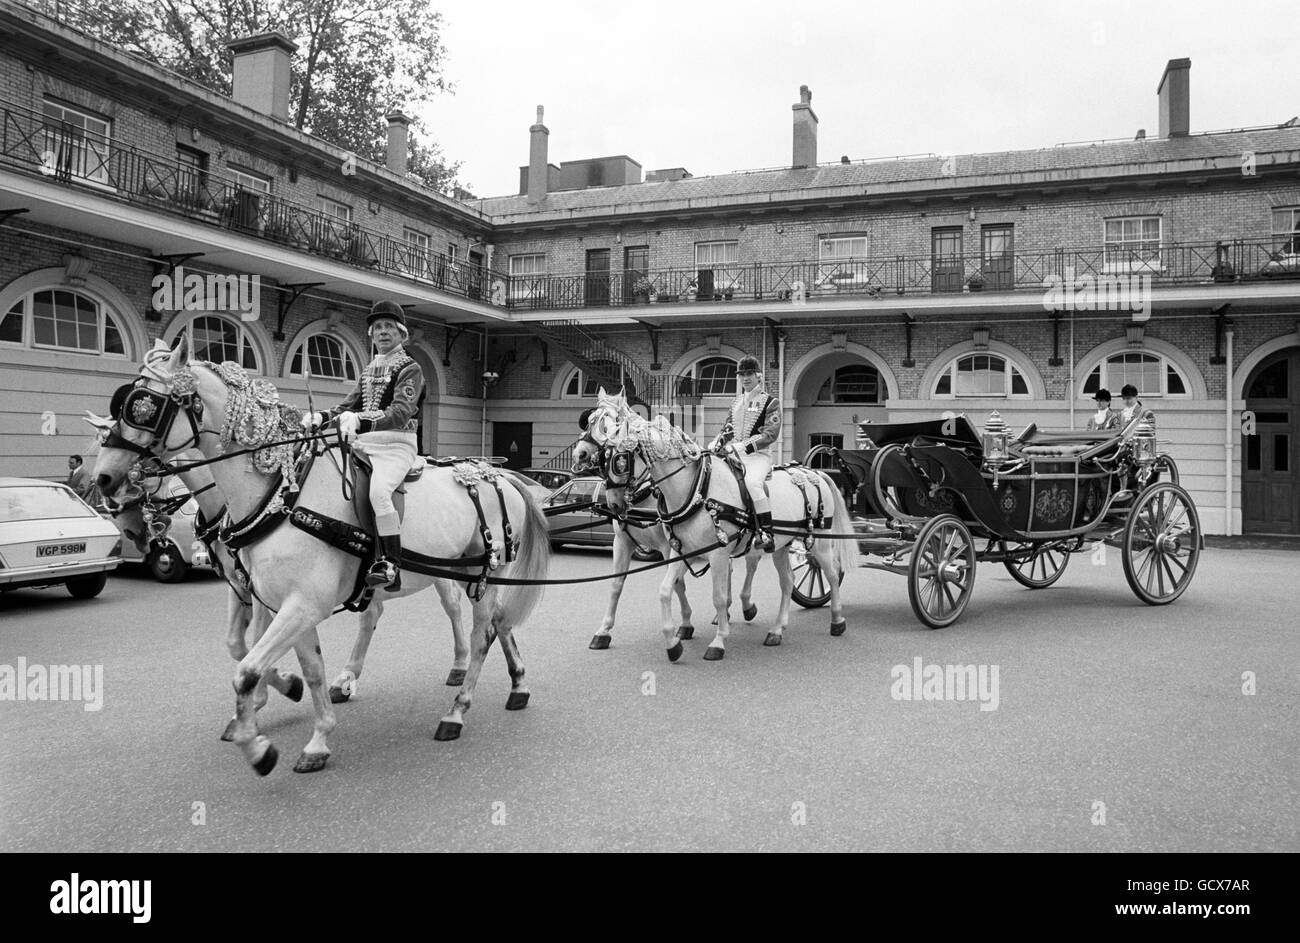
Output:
[467, 249, 485, 300]
[492, 422, 532, 471]
[931, 227, 964, 293]
[623, 245, 649, 304]
[1243, 348, 1299, 534]
[585, 248, 610, 306]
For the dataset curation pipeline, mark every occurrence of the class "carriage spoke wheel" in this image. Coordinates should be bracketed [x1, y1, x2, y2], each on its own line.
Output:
[908, 514, 976, 629]
[1122, 482, 1200, 605]
[1002, 542, 1070, 589]
[790, 543, 844, 609]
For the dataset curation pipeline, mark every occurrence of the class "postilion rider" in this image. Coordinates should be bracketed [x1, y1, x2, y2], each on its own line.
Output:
[710, 355, 781, 552]
[301, 300, 424, 591]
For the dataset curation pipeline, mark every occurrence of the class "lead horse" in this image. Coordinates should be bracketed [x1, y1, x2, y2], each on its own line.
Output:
[581, 390, 857, 659]
[93, 337, 550, 776]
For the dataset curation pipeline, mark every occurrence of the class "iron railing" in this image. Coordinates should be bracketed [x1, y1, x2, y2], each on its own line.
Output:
[0, 100, 504, 301]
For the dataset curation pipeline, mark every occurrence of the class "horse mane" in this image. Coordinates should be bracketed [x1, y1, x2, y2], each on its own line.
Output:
[615, 408, 702, 462]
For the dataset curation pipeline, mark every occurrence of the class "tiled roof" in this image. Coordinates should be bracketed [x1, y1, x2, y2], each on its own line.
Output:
[474, 126, 1300, 220]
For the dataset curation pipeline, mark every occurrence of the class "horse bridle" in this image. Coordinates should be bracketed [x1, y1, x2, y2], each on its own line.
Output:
[101, 374, 209, 464]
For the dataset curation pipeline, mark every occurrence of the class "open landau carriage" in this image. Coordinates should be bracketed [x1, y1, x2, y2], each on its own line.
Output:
[791, 409, 1201, 628]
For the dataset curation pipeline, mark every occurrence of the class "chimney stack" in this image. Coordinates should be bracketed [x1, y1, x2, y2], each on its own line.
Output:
[385, 110, 411, 175]
[227, 32, 298, 122]
[792, 85, 818, 169]
[1158, 58, 1190, 138]
[527, 105, 549, 203]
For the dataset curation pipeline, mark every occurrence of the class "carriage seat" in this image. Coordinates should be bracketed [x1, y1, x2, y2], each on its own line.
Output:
[1017, 443, 1096, 457]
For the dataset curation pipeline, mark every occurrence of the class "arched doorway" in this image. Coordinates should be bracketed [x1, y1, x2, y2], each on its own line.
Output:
[407, 346, 440, 455]
[792, 355, 888, 466]
[1243, 347, 1300, 534]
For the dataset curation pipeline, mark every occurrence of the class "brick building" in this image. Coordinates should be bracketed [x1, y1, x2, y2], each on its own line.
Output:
[2, 2, 1298, 534]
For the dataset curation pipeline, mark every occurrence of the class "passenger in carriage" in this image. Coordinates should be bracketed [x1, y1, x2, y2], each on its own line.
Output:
[1086, 388, 1119, 432]
[709, 355, 781, 552]
[1118, 383, 1151, 427]
[301, 300, 425, 591]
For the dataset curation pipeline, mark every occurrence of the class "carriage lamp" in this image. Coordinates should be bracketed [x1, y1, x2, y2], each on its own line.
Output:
[981, 411, 1010, 466]
[1133, 416, 1158, 464]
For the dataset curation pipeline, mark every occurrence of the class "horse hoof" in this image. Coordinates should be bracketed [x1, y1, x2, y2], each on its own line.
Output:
[763, 632, 783, 647]
[293, 752, 329, 774]
[444, 668, 466, 686]
[219, 718, 237, 742]
[252, 744, 278, 777]
[703, 646, 725, 661]
[589, 634, 611, 650]
[328, 686, 350, 704]
[666, 641, 684, 663]
[506, 691, 530, 711]
[830, 619, 847, 637]
[677, 625, 695, 641]
[434, 720, 462, 742]
[284, 675, 304, 703]
[743, 603, 758, 622]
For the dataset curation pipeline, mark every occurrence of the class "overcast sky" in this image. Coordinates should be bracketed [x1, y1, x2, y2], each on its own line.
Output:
[419, 0, 1298, 199]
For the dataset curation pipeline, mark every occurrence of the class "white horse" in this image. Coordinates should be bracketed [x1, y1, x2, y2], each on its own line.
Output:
[582, 390, 857, 660]
[573, 438, 764, 650]
[103, 448, 470, 741]
[93, 338, 550, 776]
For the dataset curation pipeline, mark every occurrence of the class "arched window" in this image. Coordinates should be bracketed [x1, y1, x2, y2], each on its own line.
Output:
[287, 332, 359, 382]
[562, 359, 622, 398]
[933, 353, 1030, 398]
[0, 289, 129, 357]
[1081, 351, 1188, 398]
[692, 356, 737, 396]
[184, 314, 260, 371]
[816, 364, 883, 404]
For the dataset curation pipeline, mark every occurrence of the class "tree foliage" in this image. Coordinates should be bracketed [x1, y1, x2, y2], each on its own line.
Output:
[61, 0, 463, 193]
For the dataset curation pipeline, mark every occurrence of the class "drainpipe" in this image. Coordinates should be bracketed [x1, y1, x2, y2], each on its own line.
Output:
[777, 331, 787, 464]
[479, 327, 489, 455]
[1068, 310, 1076, 430]
[1224, 324, 1234, 537]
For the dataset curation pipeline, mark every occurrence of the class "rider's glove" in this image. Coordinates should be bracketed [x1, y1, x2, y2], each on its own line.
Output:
[337, 411, 360, 441]
[300, 411, 324, 430]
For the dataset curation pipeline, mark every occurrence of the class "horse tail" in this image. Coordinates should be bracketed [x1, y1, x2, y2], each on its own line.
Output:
[493, 471, 551, 629]
[814, 469, 860, 576]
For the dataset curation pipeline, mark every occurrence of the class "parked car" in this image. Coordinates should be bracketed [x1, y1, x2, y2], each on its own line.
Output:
[103, 477, 213, 583]
[519, 467, 574, 492]
[544, 476, 660, 561]
[0, 478, 122, 599]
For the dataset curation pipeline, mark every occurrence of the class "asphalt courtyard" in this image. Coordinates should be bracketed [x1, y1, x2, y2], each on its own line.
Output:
[1, 542, 1297, 852]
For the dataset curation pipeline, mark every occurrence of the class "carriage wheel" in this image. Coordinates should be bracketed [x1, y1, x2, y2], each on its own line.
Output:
[1002, 542, 1070, 589]
[908, 514, 976, 629]
[790, 544, 844, 609]
[1122, 482, 1200, 606]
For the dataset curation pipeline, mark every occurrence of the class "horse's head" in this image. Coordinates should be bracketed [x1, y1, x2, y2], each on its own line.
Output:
[582, 387, 631, 449]
[92, 335, 209, 497]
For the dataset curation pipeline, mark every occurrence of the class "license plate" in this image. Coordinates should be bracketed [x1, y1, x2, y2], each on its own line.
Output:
[37, 542, 86, 557]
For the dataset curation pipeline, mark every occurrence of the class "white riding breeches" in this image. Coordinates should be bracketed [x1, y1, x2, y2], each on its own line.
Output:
[353, 431, 418, 536]
[742, 452, 773, 515]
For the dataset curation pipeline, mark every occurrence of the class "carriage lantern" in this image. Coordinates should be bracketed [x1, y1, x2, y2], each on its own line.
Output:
[981, 411, 1010, 467]
[1133, 416, 1158, 464]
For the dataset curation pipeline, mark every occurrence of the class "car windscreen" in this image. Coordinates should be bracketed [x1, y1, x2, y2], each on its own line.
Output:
[0, 484, 96, 522]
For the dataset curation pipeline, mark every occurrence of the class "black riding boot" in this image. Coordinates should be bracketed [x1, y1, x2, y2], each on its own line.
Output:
[367, 534, 402, 591]
[756, 511, 776, 553]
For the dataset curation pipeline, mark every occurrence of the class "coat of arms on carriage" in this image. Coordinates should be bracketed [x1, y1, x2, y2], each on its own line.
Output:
[1035, 486, 1072, 524]
[915, 486, 953, 512]
[999, 487, 1017, 516]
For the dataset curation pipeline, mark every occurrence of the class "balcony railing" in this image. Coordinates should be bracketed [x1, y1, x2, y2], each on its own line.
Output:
[0, 100, 503, 302]
[505, 239, 1300, 311]
[6, 100, 1300, 314]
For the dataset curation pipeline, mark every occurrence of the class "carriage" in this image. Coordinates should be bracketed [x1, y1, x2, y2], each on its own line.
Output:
[790, 409, 1201, 628]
